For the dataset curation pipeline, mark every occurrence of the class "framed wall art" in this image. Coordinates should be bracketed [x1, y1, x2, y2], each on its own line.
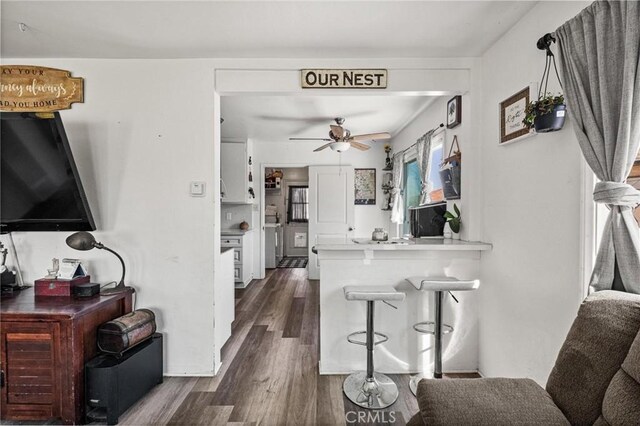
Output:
[447, 95, 462, 129]
[499, 85, 536, 145]
[354, 168, 376, 205]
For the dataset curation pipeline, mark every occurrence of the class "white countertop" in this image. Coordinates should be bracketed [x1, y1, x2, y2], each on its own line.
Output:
[221, 229, 253, 236]
[264, 223, 282, 228]
[315, 238, 492, 251]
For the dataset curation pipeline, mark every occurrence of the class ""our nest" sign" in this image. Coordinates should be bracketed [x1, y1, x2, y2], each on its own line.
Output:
[301, 69, 387, 89]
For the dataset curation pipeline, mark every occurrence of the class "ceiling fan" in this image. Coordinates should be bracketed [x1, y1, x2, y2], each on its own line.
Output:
[289, 117, 391, 152]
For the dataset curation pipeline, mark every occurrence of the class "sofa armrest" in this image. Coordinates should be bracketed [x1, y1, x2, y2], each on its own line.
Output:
[412, 378, 569, 426]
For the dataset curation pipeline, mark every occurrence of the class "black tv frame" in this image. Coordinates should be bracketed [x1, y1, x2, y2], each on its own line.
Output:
[0, 112, 96, 233]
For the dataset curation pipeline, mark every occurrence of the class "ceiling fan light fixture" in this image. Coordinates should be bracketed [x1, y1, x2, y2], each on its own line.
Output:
[330, 141, 351, 152]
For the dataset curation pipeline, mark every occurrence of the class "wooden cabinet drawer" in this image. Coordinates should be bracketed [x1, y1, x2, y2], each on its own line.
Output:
[221, 237, 242, 247]
[234, 267, 241, 282]
[233, 248, 242, 264]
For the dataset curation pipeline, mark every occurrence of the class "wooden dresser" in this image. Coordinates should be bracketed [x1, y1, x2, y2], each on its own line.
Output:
[0, 287, 133, 424]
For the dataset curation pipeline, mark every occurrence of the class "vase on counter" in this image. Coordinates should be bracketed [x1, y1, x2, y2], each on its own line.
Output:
[452, 230, 461, 240]
[239, 221, 249, 231]
[443, 223, 452, 239]
[372, 228, 388, 242]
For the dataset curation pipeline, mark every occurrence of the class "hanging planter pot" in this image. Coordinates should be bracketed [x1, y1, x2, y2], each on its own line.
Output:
[524, 34, 567, 134]
[534, 103, 566, 133]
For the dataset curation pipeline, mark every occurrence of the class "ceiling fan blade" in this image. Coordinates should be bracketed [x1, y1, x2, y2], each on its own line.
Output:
[350, 132, 391, 142]
[289, 137, 333, 141]
[330, 125, 344, 139]
[314, 143, 333, 152]
[349, 141, 371, 151]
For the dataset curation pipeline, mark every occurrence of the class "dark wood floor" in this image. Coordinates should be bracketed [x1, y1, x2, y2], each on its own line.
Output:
[120, 267, 478, 425]
[3, 268, 476, 425]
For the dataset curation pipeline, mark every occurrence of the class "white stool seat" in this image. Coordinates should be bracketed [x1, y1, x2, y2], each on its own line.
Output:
[343, 285, 406, 302]
[406, 277, 479, 292]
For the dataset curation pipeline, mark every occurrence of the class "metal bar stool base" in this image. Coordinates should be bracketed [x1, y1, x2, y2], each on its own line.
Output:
[343, 371, 399, 409]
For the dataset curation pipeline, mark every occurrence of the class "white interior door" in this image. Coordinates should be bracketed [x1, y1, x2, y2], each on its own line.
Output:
[308, 166, 355, 280]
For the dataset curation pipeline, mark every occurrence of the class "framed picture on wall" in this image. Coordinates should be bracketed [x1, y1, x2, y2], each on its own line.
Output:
[447, 95, 462, 129]
[354, 168, 376, 205]
[499, 85, 536, 145]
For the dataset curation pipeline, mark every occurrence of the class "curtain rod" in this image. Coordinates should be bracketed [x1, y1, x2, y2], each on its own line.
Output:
[399, 123, 444, 155]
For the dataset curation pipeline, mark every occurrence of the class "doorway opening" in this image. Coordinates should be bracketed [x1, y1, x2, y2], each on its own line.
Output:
[264, 166, 310, 270]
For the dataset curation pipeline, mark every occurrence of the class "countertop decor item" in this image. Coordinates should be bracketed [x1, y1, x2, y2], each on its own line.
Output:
[444, 203, 462, 240]
[371, 228, 389, 242]
[239, 221, 249, 230]
[66, 231, 131, 295]
[383, 144, 393, 170]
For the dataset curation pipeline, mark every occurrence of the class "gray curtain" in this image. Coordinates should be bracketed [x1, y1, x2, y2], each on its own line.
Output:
[556, 0, 640, 293]
[391, 152, 405, 224]
[416, 130, 436, 205]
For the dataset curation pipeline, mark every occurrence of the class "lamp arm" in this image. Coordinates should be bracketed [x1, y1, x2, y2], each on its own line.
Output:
[101, 245, 126, 288]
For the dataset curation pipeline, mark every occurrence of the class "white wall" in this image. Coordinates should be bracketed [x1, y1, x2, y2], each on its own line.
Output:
[1, 59, 218, 376]
[251, 139, 391, 277]
[477, 1, 590, 384]
[221, 204, 253, 230]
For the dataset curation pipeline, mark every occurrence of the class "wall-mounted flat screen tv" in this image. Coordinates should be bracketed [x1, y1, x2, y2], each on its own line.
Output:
[1, 112, 96, 233]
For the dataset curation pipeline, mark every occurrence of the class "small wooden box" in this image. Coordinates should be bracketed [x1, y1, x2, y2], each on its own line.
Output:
[34, 275, 90, 296]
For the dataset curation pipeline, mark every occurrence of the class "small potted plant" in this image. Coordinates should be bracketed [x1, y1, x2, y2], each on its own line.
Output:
[383, 144, 393, 171]
[444, 203, 461, 240]
[523, 93, 566, 133]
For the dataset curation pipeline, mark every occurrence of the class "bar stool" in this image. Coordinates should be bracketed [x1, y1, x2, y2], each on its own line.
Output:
[342, 285, 405, 409]
[406, 276, 479, 395]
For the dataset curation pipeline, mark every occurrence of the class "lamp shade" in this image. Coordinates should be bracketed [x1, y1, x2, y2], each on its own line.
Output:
[66, 231, 97, 251]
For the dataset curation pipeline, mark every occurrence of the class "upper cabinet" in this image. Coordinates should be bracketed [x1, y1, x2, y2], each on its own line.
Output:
[221, 140, 254, 204]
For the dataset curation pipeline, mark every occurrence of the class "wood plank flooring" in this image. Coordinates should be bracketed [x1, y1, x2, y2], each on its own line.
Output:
[3, 267, 478, 425]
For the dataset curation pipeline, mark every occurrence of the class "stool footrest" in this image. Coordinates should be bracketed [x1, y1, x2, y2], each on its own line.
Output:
[347, 331, 389, 346]
[412, 321, 454, 335]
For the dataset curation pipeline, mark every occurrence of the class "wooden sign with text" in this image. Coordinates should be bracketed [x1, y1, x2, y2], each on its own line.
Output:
[301, 69, 387, 89]
[0, 65, 84, 112]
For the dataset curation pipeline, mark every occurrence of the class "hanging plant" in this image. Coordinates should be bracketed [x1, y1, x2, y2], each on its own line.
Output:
[523, 33, 566, 133]
[523, 93, 566, 133]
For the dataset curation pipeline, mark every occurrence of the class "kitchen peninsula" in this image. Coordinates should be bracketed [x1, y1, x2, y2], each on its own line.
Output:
[315, 238, 491, 375]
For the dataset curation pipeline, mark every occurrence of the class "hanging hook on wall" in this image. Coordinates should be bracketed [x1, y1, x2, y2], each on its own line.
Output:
[535, 32, 562, 100]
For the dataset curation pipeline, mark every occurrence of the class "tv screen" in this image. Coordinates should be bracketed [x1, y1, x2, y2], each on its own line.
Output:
[1, 112, 96, 233]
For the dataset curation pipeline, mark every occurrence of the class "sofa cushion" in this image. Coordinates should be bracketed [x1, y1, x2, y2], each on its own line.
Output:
[546, 290, 640, 426]
[598, 329, 640, 425]
[600, 369, 640, 425]
[415, 378, 569, 426]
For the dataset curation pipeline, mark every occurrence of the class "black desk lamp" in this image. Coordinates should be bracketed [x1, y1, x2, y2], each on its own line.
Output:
[66, 231, 130, 295]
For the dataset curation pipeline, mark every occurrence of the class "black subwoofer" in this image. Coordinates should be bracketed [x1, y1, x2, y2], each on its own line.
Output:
[85, 333, 163, 424]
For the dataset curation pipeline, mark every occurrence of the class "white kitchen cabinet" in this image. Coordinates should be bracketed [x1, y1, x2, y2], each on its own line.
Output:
[214, 248, 235, 372]
[221, 230, 253, 287]
[221, 140, 254, 204]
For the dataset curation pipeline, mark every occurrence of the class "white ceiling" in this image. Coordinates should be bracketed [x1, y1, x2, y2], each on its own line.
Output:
[1, 1, 537, 58]
[221, 95, 437, 141]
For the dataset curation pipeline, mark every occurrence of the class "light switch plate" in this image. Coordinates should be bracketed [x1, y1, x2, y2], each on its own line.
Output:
[190, 181, 206, 197]
[226, 212, 232, 221]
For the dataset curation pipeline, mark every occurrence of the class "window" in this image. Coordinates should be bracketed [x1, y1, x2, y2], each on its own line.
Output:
[402, 133, 446, 233]
[287, 186, 309, 223]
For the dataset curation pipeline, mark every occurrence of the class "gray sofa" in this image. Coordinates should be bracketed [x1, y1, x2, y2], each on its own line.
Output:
[408, 290, 640, 425]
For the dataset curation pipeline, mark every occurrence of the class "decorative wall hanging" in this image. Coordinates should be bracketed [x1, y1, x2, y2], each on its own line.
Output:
[354, 168, 376, 205]
[0, 65, 84, 112]
[446, 95, 462, 129]
[301, 69, 387, 89]
[499, 85, 535, 145]
[439, 135, 462, 200]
